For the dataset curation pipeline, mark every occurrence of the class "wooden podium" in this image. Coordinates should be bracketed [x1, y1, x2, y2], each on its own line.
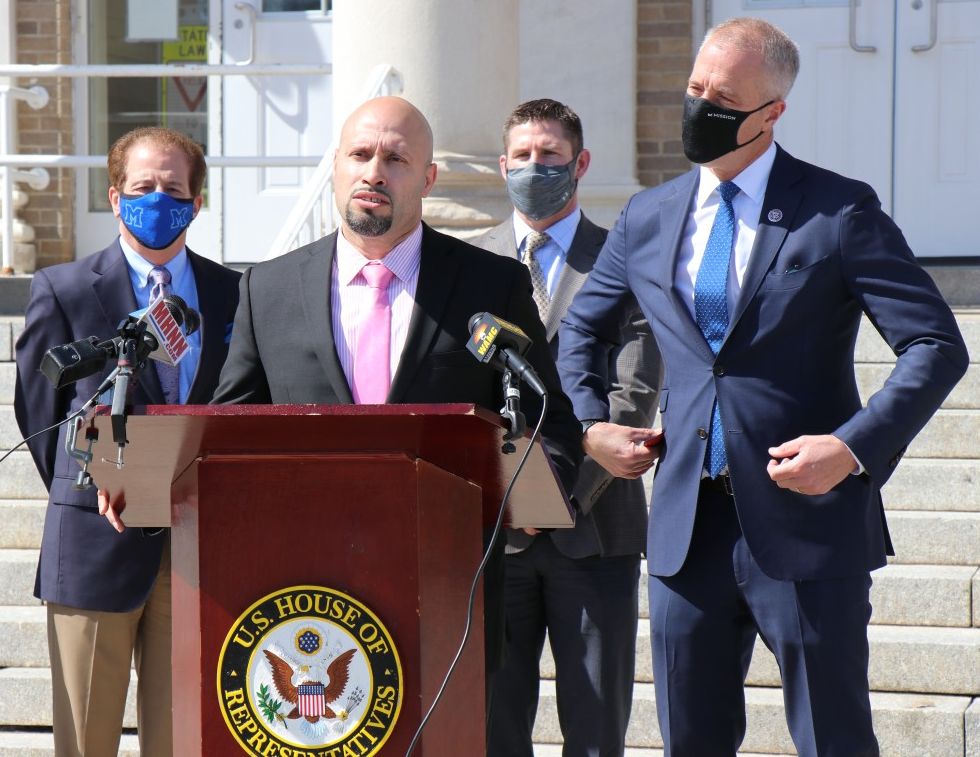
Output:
[83, 403, 573, 757]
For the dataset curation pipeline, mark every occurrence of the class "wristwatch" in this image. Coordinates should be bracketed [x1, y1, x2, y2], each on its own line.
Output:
[581, 419, 604, 433]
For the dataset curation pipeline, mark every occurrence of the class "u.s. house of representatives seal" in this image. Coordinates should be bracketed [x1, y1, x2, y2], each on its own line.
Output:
[218, 585, 403, 756]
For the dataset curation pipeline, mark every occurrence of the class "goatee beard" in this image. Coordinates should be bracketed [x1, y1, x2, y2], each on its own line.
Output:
[345, 206, 393, 237]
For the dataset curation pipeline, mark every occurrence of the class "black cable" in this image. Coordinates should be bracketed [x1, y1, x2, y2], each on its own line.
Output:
[404, 392, 550, 757]
[0, 387, 102, 467]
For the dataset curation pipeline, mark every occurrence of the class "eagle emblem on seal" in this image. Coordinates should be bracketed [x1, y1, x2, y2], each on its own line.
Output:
[262, 648, 357, 723]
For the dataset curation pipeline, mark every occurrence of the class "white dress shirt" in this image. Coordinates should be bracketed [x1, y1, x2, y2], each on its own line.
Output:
[675, 142, 863, 475]
[675, 142, 777, 319]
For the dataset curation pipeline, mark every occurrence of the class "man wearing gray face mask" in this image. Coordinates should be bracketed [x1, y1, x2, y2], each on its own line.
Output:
[473, 98, 662, 757]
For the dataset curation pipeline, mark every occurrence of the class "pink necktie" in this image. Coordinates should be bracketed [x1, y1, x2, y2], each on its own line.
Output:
[352, 262, 395, 404]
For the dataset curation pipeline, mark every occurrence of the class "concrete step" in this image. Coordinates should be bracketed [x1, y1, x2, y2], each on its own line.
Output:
[0, 668, 136, 729]
[858, 362, 980, 409]
[0, 405, 24, 448]
[0, 317, 23, 362]
[637, 563, 979, 628]
[887, 510, 980, 566]
[2, 567, 973, 671]
[0, 605, 47, 667]
[905, 409, 980, 459]
[533, 747, 788, 757]
[0, 450, 46, 499]
[0, 499, 45, 549]
[0, 667, 971, 756]
[533, 681, 972, 756]
[0, 549, 39, 606]
[870, 564, 978, 628]
[883, 458, 980, 511]
[0, 732, 138, 757]
[856, 311, 980, 363]
[629, 509, 980, 592]
[543, 623, 980, 697]
[969, 699, 980, 757]
[0, 362, 13, 403]
[745, 625, 980, 696]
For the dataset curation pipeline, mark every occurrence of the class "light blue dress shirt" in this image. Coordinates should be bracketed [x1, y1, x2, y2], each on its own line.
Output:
[513, 207, 581, 296]
[119, 239, 202, 403]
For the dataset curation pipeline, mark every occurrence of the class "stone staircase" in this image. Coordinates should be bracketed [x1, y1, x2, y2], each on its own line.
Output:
[0, 312, 977, 756]
[532, 311, 980, 756]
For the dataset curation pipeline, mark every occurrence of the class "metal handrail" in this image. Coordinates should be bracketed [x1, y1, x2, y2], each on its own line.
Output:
[0, 60, 400, 270]
[0, 155, 320, 168]
[264, 63, 403, 260]
[0, 63, 330, 77]
[0, 60, 332, 271]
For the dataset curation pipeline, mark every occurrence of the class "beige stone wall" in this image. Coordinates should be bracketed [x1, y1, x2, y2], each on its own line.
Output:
[16, 0, 75, 267]
[636, 0, 694, 188]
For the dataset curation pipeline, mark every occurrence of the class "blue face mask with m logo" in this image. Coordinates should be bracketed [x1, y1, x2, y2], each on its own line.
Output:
[119, 191, 195, 250]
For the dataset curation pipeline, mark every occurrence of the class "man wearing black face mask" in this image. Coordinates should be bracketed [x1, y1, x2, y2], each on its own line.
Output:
[14, 127, 240, 757]
[474, 99, 662, 757]
[558, 18, 967, 757]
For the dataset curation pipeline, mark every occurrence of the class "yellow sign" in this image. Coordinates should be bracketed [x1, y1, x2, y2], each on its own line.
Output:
[163, 25, 207, 63]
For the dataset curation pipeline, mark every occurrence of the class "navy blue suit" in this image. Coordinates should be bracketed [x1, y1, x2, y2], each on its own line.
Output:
[15, 241, 241, 612]
[559, 146, 968, 755]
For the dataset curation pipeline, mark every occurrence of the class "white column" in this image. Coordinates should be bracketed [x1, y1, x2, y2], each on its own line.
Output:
[331, 0, 519, 235]
[518, 0, 643, 228]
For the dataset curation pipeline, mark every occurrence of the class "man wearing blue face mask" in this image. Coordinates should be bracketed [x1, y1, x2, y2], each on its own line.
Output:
[14, 127, 241, 757]
[474, 99, 662, 757]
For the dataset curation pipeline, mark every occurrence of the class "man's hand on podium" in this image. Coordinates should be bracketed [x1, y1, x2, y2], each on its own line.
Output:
[98, 488, 128, 533]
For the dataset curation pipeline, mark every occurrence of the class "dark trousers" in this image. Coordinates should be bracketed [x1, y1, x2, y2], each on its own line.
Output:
[648, 482, 879, 757]
[487, 536, 640, 757]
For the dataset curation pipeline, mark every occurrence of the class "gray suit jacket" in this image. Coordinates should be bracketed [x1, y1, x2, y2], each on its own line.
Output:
[473, 213, 662, 558]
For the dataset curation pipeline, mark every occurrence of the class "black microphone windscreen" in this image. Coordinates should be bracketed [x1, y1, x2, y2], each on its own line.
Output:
[40, 337, 110, 389]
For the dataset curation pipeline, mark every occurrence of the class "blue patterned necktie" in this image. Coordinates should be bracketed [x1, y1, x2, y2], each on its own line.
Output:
[694, 180, 740, 478]
[148, 266, 180, 404]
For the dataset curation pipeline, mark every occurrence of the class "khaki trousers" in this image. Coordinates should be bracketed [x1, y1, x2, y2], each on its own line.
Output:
[47, 542, 172, 757]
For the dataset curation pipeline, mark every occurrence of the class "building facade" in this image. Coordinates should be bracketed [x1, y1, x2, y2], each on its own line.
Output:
[4, 0, 978, 271]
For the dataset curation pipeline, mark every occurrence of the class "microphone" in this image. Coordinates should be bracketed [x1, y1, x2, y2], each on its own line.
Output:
[39, 296, 200, 389]
[126, 294, 197, 367]
[467, 312, 547, 397]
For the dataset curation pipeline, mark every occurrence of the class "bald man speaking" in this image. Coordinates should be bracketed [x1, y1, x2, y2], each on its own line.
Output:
[213, 96, 582, 688]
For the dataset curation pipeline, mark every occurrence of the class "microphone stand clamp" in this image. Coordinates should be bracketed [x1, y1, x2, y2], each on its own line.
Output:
[499, 368, 526, 451]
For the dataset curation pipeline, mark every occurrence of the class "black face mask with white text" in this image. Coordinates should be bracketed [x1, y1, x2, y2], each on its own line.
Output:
[681, 95, 774, 164]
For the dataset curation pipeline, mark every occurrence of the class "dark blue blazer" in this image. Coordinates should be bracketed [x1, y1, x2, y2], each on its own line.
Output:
[559, 146, 968, 581]
[14, 241, 241, 612]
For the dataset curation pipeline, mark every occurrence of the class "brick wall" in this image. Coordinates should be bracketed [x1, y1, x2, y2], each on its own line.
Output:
[16, 0, 75, 268]
[636, 0, 694, 188]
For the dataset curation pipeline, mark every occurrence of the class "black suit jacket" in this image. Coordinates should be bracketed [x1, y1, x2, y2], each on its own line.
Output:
[212, 224, 583, 672]
[213, 223, 582, 492]
[14, 240, 241, 611]
[474, 214, 662, 558]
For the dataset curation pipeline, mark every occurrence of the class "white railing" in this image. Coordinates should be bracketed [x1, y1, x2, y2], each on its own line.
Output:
[0, 60, 331, 272]
[265, 64, 403, 260]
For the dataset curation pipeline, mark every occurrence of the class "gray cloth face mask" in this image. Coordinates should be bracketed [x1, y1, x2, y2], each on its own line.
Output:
[505, 157, 578, 221]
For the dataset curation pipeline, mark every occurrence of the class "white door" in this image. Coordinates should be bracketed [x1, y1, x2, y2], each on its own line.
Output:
[73, 0, 221, 262]
[220, 0, 333, 264]
[893, 0, 980, 257]
[709, 0, 980, 257]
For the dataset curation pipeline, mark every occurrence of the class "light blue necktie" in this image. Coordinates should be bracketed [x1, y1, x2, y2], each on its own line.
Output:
[694, 181, 740, 478]
[148, 266, 180, 404]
